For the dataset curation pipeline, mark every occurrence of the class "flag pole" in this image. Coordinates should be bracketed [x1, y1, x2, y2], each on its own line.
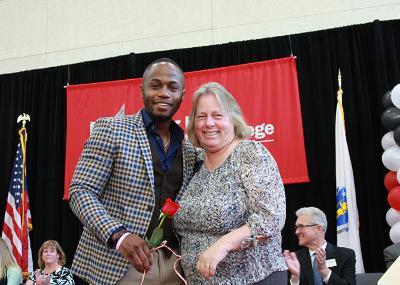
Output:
[17, 114, 30, 231]
[337, 69, 343, 99]
[337, 70, 345, 124]
[18, 114, 33, 280]
[335, 69, 365, 273]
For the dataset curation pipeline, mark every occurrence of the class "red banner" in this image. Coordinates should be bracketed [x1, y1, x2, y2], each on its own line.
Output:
[65, 57, 308, 199]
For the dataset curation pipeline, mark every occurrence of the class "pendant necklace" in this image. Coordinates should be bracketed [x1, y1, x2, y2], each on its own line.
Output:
[163, 132, 171, 150]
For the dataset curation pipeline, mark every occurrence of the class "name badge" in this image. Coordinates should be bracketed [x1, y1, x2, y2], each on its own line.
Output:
[326, 259, 337, 267]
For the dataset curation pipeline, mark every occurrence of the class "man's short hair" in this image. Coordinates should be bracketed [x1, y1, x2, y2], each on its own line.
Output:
[142, 57, 184, 88]
[296, 206, 328, 232]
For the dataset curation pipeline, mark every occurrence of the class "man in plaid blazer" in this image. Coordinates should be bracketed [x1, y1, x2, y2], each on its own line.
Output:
[69, 58, 197, 284]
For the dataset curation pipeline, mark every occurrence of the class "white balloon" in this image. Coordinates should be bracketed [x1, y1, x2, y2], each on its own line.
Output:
[382, 145, 400, 171]
[397, 169, 400, 185]
[391, 83, 400, 109]
[386, 208, 400, 226]
[382, 131, 396, 150]
[390, 221, 400, 243]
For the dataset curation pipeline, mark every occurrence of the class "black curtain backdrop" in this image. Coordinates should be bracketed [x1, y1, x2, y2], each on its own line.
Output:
[1, 20, 400, 281]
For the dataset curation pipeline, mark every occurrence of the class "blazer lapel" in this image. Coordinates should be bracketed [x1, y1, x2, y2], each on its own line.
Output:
[325, 242, 338, 274]
[325, 242, 336, 259]
[298, 248, 314, 285]
[132, 112, 154, 190]
[176, 139, 196, 202]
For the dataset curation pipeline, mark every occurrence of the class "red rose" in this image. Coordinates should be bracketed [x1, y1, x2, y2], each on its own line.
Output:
[161, 198, 180, 217]
[145, 198, 181, 248]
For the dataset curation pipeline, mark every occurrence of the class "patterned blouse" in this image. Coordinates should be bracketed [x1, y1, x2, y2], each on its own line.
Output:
[174, 140, 287, 285]
[28, 266, 74, 285]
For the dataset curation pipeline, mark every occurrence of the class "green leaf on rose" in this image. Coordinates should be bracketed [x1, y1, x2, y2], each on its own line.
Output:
[146, 227, 164, 248]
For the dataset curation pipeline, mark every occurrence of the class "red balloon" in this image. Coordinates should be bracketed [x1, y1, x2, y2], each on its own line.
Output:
[384, 171, 399, 191]
[388, 186, 400, 211]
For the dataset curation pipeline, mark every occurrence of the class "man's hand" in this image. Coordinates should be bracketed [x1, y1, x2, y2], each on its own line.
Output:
[118, 234, 153, 273]
[315, 247, 331, 279]
[283, 250, 300, 283]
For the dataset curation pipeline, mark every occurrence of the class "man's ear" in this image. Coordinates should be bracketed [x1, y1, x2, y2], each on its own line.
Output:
[140, 84, 145, 99]
[181, 89, 185, 100]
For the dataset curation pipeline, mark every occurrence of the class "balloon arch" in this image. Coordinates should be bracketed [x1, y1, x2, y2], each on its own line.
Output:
[381, 83, 400, 244]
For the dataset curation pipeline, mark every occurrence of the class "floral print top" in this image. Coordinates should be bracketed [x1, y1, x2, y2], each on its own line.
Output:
[28, 266, 74, 285]
[175, 140, 287, 285]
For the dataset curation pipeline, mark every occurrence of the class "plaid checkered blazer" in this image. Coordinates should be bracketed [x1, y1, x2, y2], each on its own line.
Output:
[69, 112, 197, 285]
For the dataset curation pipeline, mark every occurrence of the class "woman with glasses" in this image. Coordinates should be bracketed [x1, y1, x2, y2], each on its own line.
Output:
[174, 82, 287, 284]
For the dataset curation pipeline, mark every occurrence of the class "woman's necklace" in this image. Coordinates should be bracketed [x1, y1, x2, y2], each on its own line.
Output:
[163, 132, 171, 150]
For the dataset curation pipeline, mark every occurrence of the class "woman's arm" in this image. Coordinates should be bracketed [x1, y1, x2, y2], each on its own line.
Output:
[240, 141, 286, 238]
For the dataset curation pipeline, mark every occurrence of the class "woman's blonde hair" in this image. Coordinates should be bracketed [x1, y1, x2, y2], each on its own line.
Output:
[37, 240, 66, 269]
[0, 238, 19, 279]
[187, 82, 252, 147]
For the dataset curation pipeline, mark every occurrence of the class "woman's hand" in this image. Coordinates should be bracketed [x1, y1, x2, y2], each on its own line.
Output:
[35, 270, 50, 285]
[196, 240, 229, 281]
[195, 225, 253, 281]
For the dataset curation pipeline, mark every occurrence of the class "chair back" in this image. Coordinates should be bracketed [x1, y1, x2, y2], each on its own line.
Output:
[356, 273, 384, 285]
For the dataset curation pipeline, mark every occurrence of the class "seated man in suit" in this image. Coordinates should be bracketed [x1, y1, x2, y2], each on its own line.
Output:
[383, 242, 400, 269]
[283, 207, 355, 285]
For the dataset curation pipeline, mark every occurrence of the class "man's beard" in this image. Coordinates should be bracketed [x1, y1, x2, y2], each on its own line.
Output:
[148, 112, 173, 122]
[143, 93, 183, 123]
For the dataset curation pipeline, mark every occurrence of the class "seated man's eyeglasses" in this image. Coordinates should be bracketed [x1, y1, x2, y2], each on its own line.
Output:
[294, 224, 319, 231]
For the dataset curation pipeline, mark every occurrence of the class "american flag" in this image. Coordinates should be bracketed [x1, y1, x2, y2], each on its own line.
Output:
[2, 128, 33, 273]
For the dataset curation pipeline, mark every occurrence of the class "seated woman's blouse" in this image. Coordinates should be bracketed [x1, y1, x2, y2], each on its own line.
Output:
[175, 140, 287, 285]
[28, 267, 74, 285]
[0, 265, 22, 285]
[7, 265, 22, 285]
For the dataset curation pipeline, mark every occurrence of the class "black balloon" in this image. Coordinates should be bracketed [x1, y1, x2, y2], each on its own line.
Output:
[381, 107, 400, 130]
[383, 90, 395, 108]
[394, 125, 400, 146]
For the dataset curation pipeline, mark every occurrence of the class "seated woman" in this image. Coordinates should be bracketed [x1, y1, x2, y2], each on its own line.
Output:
[0, 238, 22, 285]
[174, 82, 287, 284]
[26, 240, 74, 285]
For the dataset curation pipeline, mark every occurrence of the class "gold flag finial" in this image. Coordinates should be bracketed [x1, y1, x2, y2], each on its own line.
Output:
[17, 113, 30, 128]
[337, 69, 343, 97]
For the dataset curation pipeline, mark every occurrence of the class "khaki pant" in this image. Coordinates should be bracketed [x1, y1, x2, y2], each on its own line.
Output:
[117, 249, 184, 285]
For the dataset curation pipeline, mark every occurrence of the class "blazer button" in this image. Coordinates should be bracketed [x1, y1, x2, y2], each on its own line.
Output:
[147, 205, 153, 212]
